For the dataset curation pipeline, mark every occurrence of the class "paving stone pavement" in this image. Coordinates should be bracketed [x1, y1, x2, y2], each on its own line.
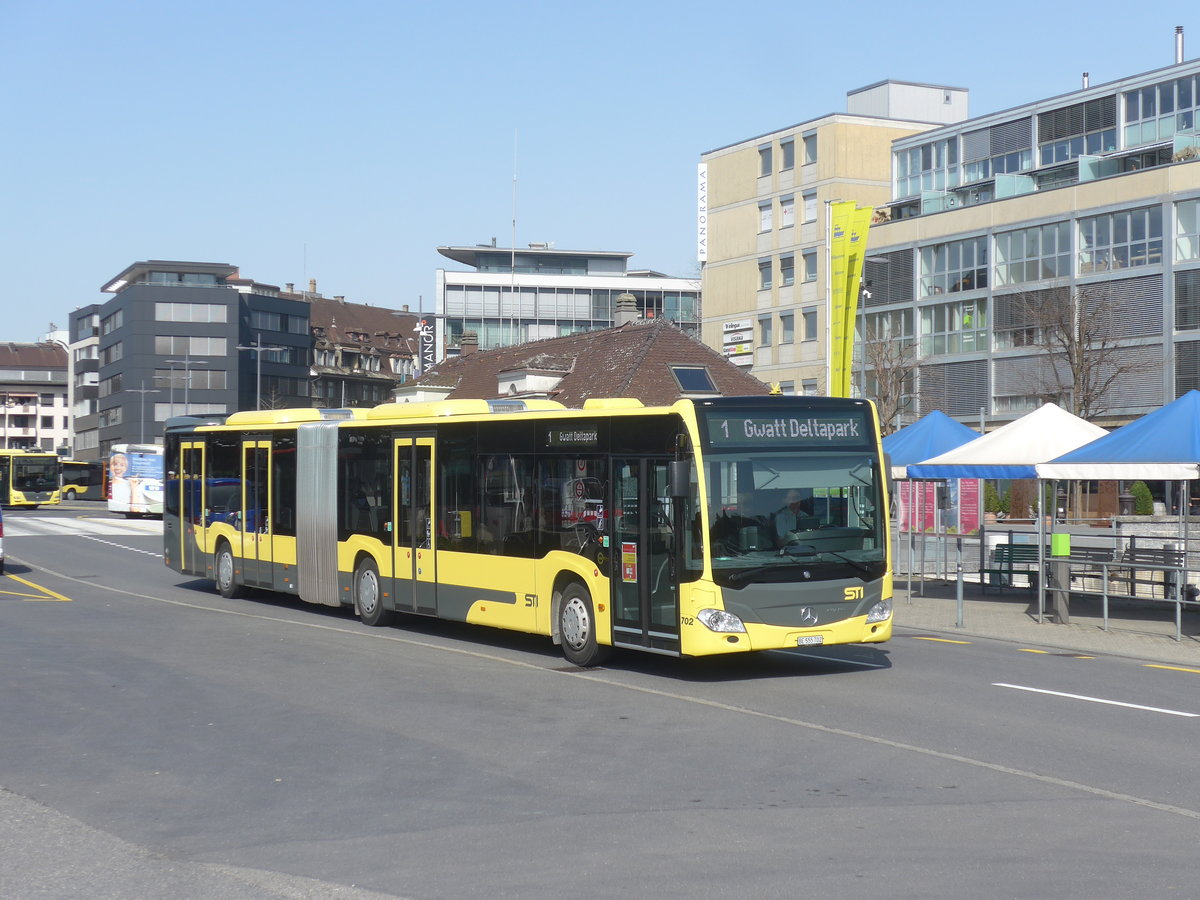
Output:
[893, 577, 1200, 666]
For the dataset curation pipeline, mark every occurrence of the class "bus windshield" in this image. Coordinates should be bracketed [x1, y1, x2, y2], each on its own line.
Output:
[701, 449, 885, 579]
[13, 458, 60, 493]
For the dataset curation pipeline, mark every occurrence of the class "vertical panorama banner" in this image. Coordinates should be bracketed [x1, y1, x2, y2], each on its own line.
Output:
[828, 202, 873, 397]
[697, 164, 708, 262]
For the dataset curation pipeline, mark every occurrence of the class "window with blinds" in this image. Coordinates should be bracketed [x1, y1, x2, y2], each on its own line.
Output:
[917, 359, 988, 418]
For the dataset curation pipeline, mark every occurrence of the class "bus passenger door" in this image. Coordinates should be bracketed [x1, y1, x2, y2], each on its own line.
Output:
[240, 441, 272, 586]
[180, 441, 207, 576]
[392, 437, 436, 615]
[612, 458, 680, 655]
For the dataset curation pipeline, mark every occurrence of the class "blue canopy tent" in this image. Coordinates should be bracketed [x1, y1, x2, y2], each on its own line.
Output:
[883, 411, 980, 601]
[1038, 392, 1200, 622]
[882, 410, 979, 480]
[1037, 390, 1200, 481]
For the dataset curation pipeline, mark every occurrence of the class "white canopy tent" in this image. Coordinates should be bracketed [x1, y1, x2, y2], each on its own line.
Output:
[907, 404, 1109, 480]
[906, 404, 1109, 623]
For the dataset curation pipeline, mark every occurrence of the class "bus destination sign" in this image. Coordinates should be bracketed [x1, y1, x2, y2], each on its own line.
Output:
[707, 412, 869, 448]
[545, 423, 601, 449]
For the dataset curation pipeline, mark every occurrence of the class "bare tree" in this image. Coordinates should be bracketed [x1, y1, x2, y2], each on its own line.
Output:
[860, 316, 918, 435]
[996, 283, 1156, 420]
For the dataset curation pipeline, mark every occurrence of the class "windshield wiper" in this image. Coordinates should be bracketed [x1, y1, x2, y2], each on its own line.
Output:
[819, 549, 874, 575]
[727, 562, 808, 586]
[778, 540, 874, 575]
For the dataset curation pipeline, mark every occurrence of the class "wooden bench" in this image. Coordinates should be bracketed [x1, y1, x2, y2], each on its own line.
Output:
[981, 543, 1043, 593]
[1114, 546, 1185, 600]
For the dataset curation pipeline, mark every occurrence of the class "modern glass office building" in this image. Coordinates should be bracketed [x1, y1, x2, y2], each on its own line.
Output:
[435, 244, 701, 361]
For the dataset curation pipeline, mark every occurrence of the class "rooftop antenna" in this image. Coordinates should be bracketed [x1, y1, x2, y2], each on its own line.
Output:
[511, 129, 518, 342]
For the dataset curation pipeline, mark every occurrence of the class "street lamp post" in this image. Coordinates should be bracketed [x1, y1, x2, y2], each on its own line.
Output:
[164, 356, 208, 415]
[127, 380, 161, 444]
[235, 333, 287, 411]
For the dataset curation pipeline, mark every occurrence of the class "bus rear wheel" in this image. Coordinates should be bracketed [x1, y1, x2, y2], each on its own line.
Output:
[559, 584, 610, 667]
[355, 557, 392, 627]
[214, 543, 243, 599]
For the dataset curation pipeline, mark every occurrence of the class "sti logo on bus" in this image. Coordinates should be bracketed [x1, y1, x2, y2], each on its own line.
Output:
[844, 586, 864, 601]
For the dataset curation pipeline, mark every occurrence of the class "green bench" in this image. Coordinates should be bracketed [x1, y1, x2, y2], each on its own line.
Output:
[981, 543, 1043, 593]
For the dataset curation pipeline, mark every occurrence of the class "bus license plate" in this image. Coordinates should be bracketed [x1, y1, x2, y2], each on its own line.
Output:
[797, 635, 824, 647]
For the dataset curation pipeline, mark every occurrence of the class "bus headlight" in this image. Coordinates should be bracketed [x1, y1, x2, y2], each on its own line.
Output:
[696, 608, 747, 633]
[865, 598, 892, 623]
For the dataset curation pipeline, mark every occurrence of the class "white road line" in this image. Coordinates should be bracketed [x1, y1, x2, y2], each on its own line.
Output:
[4, 518, 163, 538]
[78, 534, 163, 558]
[14, 554, 1200, 822]
[994, 682, 1200, 718]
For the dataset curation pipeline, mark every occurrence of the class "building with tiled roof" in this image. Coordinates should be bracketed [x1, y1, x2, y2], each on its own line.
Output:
[0, 341, 69, 451]
[397, 316, 769, 407]
[292, 286, 420, 408]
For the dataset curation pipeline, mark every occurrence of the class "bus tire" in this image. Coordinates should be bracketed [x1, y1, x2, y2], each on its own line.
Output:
[214, 542, 243, 599]
[558, 583, 610, 667]
[355, 557, 392, 627]
[64, 488, 76, 500]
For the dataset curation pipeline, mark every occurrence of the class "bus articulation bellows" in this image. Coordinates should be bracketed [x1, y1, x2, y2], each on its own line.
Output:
[163, 396, 892, 666]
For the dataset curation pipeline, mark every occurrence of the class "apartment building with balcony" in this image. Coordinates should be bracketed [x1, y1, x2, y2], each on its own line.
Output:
[699, 81, 967, 395]
[0, 342, 69, 452]
[866, 37, 1200, 428]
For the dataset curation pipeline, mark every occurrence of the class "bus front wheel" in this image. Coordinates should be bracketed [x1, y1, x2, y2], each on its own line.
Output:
[214, 543, 243, 599]
[558, 584, 610, 667]
[355, 557, 392, 627]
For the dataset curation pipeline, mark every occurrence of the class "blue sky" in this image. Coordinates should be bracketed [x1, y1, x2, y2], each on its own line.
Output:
[3, 1, 1197, 341]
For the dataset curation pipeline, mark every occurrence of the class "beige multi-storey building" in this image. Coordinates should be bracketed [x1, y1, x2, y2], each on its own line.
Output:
[699, 81, 967, 396]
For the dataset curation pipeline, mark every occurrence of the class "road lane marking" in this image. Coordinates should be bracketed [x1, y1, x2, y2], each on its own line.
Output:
[1018, 649, 1048, 654]
[911, 636, 971, 644]
[17, 555, 1200, 823]
[2, 572, 72, 602]
[1144, 664, 1200, 675]
[993, 682, 1199, 718]
[78, 534, 163, 558]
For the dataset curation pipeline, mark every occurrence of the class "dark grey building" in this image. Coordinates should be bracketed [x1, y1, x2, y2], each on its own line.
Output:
[88, 261, 311, 454]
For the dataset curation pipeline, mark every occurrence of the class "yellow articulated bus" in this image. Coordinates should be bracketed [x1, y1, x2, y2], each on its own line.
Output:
[0, 449, 62, 508]
[163, 395, 892, 666]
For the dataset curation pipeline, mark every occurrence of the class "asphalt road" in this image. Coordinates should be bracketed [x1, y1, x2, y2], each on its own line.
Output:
[1, 504, 1198, 899]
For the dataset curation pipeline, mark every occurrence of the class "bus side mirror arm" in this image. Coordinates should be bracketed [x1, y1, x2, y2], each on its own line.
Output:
[668, 460, 690, 499]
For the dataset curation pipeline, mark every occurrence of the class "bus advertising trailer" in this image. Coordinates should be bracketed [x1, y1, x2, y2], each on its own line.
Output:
[108, 444, 165, 517]
[163, 396, 892, 666]
[0, 449, 62, 507]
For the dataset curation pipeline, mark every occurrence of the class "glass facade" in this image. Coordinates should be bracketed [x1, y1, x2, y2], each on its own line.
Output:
[1078, 206, 1163, 274]
[920, 236, 988, 296]
[441, 285, 699, 351]
[1123, 74, 1200, 148]
[993, 222, 1071, 286]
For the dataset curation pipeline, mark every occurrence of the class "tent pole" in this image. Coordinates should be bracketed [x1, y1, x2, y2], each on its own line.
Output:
[907, 483, 914, 602]
[1036, 482, 1045, 624]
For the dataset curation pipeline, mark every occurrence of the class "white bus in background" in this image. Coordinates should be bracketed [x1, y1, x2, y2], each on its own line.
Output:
[108, 444, 165, 517]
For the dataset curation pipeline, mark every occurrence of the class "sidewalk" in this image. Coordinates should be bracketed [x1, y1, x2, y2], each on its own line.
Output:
[893, 577, 1200, 666]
